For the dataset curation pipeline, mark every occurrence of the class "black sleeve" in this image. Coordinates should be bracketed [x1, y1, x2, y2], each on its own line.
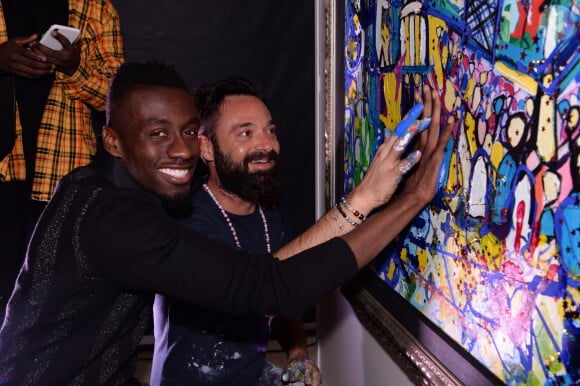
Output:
[81, 189, 358, 317]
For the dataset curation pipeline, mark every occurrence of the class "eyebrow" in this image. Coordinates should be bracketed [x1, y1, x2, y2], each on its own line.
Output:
[233, 119, 276, 129]
[144, 118, 171, 127]
[145, 116, 201, 127]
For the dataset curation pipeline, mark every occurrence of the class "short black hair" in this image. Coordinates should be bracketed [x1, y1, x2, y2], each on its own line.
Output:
[106, 61, 189, 127]
[193, 76, 265, 139]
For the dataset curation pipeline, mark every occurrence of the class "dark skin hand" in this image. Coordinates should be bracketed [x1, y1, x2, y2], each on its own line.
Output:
[0, 30, 80, 78]
[0, 34, 54, 78]
[30, 29, 81, 76]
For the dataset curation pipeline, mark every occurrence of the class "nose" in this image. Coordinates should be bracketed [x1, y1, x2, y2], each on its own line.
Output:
[255, 132, 278, 153]
[168, 133, 198, 160]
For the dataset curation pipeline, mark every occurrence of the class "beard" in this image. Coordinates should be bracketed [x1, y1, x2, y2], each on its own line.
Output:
[213, 143, 280, 207]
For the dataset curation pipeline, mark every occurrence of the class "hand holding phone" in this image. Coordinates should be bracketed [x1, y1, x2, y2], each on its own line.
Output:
[39, 24, 81, 50]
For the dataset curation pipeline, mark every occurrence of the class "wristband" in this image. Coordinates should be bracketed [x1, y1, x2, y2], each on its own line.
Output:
[336, 202, 361, 227]
[340, 196, 366, 222]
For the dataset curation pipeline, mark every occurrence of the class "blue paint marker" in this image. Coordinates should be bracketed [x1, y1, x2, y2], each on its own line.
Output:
[395, 102, 424, 137]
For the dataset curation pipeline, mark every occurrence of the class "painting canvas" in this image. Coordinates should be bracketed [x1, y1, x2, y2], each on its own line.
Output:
[343, 0, 580, 384]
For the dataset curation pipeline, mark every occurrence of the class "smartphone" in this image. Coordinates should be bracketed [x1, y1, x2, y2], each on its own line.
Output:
[39, 24, 81, 50]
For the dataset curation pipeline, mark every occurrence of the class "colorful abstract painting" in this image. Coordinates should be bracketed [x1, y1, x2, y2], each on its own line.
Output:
[343, 0, 580, 384]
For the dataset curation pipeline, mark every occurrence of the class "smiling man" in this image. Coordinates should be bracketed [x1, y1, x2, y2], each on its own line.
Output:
[103, 75, 199, 212]
[151, 78, 321, 386]
[0, 61, 452, 385]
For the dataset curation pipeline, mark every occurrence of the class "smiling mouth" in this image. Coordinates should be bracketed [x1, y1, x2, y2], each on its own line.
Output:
[158, 167, 192, 183]
[245, 150, 278, 170]
[248, 159, 275, 171]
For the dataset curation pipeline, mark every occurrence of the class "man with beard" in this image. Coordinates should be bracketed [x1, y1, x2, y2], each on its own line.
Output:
[151, 77, 321, 386]
[0, 60, 453, 385]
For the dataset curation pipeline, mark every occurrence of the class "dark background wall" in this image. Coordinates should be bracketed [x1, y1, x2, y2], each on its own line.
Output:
[111, 0, 316, 235]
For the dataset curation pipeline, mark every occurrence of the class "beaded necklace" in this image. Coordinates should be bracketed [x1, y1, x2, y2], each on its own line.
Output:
[203, 183, 271, 253]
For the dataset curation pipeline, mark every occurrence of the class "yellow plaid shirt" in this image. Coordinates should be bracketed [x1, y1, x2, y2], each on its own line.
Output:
[0, 0, 124, 201]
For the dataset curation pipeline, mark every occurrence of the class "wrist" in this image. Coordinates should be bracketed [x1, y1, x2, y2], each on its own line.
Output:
[400, 185, 437, 207]
[392, 190, 432, 213]
[345, 186, 376, 217]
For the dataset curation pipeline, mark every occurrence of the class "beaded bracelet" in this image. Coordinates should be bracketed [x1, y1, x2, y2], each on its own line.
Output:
[340, 196, 366, 222]
[336, 202, 360, 227]
[332, 206, 348, 234]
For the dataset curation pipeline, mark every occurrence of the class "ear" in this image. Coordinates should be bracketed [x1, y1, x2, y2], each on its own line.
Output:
[199, 135, 215, 162]
[102, 126, 124, 159]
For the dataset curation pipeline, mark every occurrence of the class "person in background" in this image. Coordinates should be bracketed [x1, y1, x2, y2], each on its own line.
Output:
[0, 0, 124, 320]
[0, 61, 452, 385]
[151, 77, 322, 385]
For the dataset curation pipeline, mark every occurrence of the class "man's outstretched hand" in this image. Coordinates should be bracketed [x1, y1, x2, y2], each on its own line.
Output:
[342, 85, 454, 269]
[399, 85, 454, 206]
[273, 84, 453, 261]
[347, 84, 453, 215]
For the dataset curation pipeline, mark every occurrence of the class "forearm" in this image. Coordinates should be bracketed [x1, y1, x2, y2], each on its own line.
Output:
[274, 190, 370, 260]
[85, 190, 358, 318]
[274, 210, 337, 260]
[139, 237, 356, 318]
[278, 85, 451, 271]
[342, 191, 427, 268]
[62, 3, 123, 109]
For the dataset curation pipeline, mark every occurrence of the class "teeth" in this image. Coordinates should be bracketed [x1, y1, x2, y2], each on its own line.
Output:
[252, 159, 268, 163]
[159, 168, 189, 178]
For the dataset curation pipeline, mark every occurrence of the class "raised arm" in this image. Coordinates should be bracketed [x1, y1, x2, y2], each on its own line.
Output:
[343, 88, 453, 267]
[85, 88, 451, 318]
[275, 85, 451, 260]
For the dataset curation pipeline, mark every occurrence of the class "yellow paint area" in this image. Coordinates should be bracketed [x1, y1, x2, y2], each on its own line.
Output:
[418, 247, 428, 272]
[536, 94, 556, 161]
[495, 61, 538, 95]
[426, 17, 448, 93]
[381, 72, 402, 131]
[464, 112, 477, 156]
[387, 257, 397, 281]
[479, 231, 504, 271]
[490, 141, 505, 169]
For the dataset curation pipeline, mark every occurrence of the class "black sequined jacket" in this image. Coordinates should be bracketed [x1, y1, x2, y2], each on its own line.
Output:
[0, 153, 356, 385]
